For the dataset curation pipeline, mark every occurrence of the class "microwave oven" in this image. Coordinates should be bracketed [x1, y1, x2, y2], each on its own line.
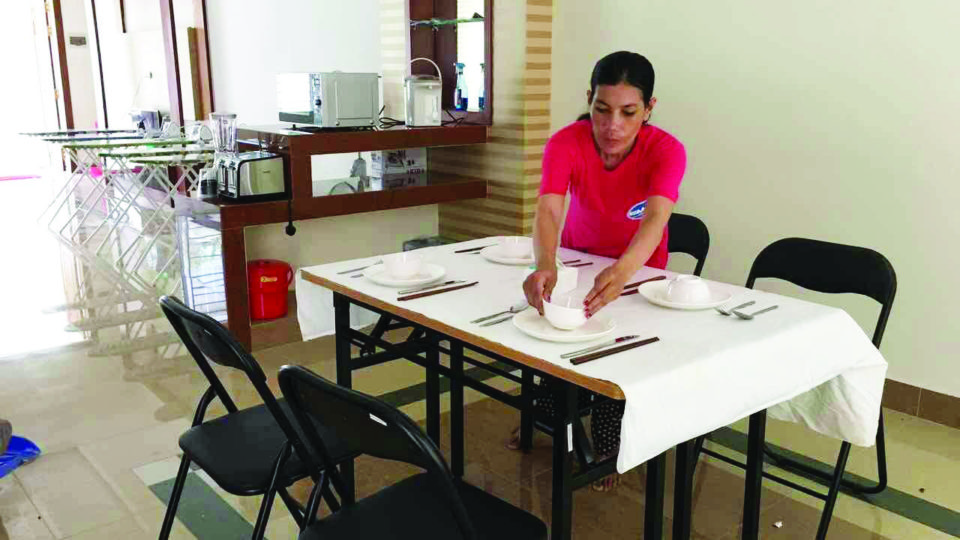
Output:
[276, 72, 379, 128]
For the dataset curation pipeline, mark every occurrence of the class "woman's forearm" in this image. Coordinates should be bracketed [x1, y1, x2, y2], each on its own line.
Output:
[617, 210, 671, 273]
[533, 195, 564, 271]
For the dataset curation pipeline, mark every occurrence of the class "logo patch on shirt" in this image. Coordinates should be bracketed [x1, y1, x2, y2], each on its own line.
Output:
[627, 200, 648, 220]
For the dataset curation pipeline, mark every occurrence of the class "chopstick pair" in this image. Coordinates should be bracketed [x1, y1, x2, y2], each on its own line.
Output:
[397, 281, 478, 301]
[620, 275, 667, 297]
[569, 337, 660, 366]
[454, 244, 494, 254]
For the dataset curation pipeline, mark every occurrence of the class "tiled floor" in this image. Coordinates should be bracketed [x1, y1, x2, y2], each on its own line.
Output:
[2, 330, 960, 540]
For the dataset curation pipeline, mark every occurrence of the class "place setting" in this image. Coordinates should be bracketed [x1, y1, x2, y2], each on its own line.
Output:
[458, 235, 594, 268]
[336, 252, 478, 301]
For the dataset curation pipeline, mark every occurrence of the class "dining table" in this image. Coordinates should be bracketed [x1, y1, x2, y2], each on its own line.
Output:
[298, 237, 887, 539]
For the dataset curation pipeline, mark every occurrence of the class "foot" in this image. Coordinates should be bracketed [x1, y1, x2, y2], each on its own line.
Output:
[505, 426, 522, 451]
[591, 474, 621, 492]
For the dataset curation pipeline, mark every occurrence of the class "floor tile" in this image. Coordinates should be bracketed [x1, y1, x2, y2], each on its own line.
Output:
[0, 476, 54, 540]
[78, 420, 190, 514]
[61, 516, 145, 540]
[2, 378, 177, 455]
[13, 449, 129, 538]
[128, 506, 196, 540]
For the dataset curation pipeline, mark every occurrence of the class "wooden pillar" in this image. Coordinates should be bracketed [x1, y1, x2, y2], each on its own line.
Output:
[159, 0, 183, 125]
[48, 0, 74, 130]
[192, 0, 215, 117]
[222, 228, 252, 350]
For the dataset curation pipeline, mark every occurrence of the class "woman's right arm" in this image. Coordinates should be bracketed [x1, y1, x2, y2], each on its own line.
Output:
[524, 193, 565, 314]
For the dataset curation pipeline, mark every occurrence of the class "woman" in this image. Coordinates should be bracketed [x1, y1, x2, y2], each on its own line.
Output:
[514, 51, 687, 491]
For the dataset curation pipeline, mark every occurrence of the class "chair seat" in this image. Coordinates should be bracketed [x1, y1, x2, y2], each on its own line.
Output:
[179, 398, 353, 495]
[299, 473, 547, 540]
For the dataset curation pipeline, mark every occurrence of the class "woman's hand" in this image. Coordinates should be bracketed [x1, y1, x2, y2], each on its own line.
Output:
[583, 262, 633, 317]
[523, 268, 558, 316]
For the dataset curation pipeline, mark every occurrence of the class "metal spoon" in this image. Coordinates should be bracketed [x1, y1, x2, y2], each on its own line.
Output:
[733, 305, 779, 320]
[715, 300, 756, 316]
[471, 301, 529, 324]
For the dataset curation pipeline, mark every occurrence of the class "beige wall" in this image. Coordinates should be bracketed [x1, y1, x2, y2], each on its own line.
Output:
[245, 206, 439, 267]
[551, 1, 960, 397]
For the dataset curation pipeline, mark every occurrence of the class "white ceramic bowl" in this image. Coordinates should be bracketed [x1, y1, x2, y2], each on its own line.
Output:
[522, 265, 579, 295]
[382, 253, 423, 279]
[543, 293, 588, 330]
[664, 275, 712, 304]
[499, 236, 532, 259]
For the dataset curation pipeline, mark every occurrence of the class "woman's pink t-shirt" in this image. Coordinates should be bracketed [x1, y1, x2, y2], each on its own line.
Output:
[539, 120, 687, 269]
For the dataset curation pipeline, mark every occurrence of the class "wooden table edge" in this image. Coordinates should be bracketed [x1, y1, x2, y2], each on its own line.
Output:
[301, 269, 626, 400]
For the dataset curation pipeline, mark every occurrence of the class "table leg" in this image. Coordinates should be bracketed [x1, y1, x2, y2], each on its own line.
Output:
[550, 381, 577, 540]
[520, 369, 534, 452]
[742, 410, 767, 540]
[673, 440, 695, 540]
[645, 452, 666, 540]
[426, 332, 441, 445]
[333, 293, 355, 502]
[450, 340, 465, 478]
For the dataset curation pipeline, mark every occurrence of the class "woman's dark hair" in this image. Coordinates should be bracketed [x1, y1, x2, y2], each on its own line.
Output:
[577, 51, 655, 121]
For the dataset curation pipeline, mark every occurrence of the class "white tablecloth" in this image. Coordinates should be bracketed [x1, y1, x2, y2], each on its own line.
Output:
[295, 270, 379, 340]
[299, 238, 887, 474]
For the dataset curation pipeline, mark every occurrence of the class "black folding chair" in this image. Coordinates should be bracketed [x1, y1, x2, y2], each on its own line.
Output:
[667, 212, 710, 276]
[158, 296, 354, 540]
[692, 237, 897, 539]
[278, 364, 548, 540]
[516, 212, 711, 456]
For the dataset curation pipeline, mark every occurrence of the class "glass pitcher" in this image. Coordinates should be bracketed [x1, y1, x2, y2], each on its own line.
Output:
[209, 112, 237, 155]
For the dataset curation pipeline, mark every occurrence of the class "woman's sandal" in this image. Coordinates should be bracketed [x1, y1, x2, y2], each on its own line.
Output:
[591, 473, 621, 492]
[506, 426, 523, 450]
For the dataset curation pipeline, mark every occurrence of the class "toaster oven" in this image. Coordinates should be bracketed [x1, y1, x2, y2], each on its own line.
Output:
[216, 151, 286, 201]
[276, 72, 379, 128]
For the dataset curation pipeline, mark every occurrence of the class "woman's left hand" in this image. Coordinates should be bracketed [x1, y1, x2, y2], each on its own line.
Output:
[583, 262, 633, 317]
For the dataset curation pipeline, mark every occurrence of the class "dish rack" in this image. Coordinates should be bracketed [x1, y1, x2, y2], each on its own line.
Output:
[24, 130, 214, 363]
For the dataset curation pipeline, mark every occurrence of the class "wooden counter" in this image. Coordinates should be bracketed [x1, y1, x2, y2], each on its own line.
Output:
[183, 124, 489, 349]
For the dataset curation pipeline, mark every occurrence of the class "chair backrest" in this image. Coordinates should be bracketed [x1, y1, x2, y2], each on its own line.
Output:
[668, 213, 710, 276]
[745, 238, 897, 348]
[160, 296, 303, 443]
[278, 365, 478, 539]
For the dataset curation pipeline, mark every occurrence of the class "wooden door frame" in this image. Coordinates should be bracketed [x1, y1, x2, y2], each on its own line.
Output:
[46, 0, 74, 130]
[159, 0, 215, 125]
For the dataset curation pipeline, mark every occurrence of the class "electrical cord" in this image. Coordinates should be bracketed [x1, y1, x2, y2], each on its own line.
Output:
[285, 197, 296, 236]
[379, 116, 406, 129]
[442, 108, 467, 126]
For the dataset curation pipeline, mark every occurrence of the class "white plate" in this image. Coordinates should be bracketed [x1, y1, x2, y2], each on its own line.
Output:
[363, 263, 446, 287]
[512, 309, 616, 343]
[480, 245, 535, 266]
[636, 280, 733, 310]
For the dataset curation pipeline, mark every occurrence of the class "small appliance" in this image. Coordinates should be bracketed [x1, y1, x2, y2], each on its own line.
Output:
[217, 151, 286, 200]
[276, 72, 379, 128]
[405, 58, 443, 127]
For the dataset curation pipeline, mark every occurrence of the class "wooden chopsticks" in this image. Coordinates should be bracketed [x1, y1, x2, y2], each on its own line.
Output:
[621, 275, 667, 296]
[569, 337, 660, 365]
[454, 245, 494, 253]
[397, 281, 478, 301]
[623, 275, 667, 290]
